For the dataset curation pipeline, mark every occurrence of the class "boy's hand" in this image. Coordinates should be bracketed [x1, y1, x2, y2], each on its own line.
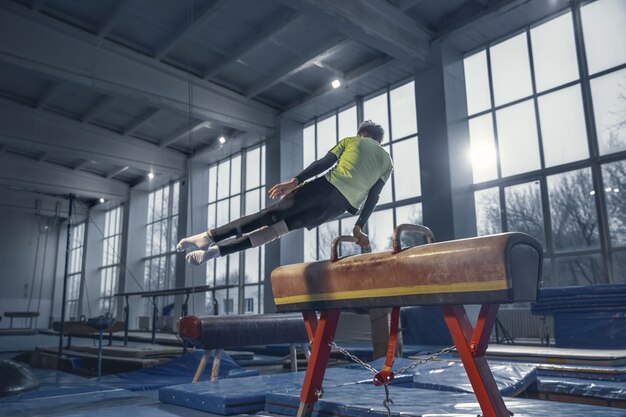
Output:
[353, 226, 371, 249]
[269, 178, 298, 200]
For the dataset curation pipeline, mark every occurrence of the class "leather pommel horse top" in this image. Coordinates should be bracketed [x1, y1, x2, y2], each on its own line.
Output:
[271, 232, 542, 312]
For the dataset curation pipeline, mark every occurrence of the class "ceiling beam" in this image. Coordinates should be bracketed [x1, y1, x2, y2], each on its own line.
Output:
[229, 55, 312, 95]
[0, 154, 128, 201]
[282, 80, 312, 95]
[31, 0, 46, 12]
[154, 0, 222, 60]
[36, 82, 60, 109]
[37, 152, 48, 162]
[0, 188, 70, 217]
[388, 0, 430, 12]
[160, 120, 209, 148]
[277, 0, 431, 66]
[313, 61, 345, 78]
[438, 0, 531, 38]
[106, 165, 129, 179]
[98, 0, 136, 39]
[192, 132, 260, 163]
[122, 108, 160, 136]
[81, 95, 112, 123]
[0, 2, 277, 135]
[203, 11, 299, 79]
[282, 56, 394, 116]
[246, 38, 349, 98]
[0, 98, 185, 176]
[73, 159, 90, 171]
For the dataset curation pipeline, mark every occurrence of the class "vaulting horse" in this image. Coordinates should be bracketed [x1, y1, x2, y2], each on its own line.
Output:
[270, 224, 542, 417]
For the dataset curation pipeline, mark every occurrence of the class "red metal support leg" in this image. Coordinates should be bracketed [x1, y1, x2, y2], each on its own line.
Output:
[297, 309, 341, 417]
[441, 304, 508, 417]
[302, 311, 319, 342]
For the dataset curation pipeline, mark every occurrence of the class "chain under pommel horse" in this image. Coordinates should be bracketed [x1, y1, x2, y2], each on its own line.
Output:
[271, 224, 543, 417]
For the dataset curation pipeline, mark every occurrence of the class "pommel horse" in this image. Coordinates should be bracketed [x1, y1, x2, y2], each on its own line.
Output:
[271, 224, 543, 417]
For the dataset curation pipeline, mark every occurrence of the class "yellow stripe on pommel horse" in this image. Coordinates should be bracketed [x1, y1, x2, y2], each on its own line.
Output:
[271, 225, 543, 417]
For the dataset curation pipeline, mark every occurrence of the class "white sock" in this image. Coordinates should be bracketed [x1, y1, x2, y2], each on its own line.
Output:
[177, 231, 214, 252]
[185, 246, 221, 266]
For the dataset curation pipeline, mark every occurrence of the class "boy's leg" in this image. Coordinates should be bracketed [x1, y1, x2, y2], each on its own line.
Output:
[210, 186, 317, 241]
[178, 179, 327, 252]
[176, 230, 213, 252]
[185, 202, 346, 265]
[186, 220, 290, 265]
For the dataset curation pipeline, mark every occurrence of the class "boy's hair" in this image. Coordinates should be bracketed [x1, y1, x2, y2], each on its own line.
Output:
[357, 120, 385, 143]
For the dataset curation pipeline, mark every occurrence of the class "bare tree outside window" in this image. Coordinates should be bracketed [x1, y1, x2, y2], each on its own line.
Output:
[548, 169, 599, 251]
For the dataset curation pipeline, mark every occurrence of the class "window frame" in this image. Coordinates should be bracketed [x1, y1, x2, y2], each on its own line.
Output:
[207, 143, 266, 315]
[464, 1, 626, 285]
[98, 205, 123, 315]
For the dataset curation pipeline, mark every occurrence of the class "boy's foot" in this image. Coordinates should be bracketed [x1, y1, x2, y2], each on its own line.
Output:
[177, 231, 213, 252]
[185, 246, 221, 266]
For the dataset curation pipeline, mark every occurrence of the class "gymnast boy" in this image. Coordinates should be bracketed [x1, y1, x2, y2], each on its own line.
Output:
[178, 120, 393, 265]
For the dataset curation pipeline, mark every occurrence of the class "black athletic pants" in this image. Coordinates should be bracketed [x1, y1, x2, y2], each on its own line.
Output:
[212, 177, 351, 256]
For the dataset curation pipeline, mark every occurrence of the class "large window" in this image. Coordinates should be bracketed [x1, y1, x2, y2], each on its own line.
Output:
[303, 81, 422, 260]
[464, 0, 626, 286]
[99, 206, 123, 315]
[207, 144, 266, 314]
[144, 182, 179, 312]
[67, 222, 85, 320]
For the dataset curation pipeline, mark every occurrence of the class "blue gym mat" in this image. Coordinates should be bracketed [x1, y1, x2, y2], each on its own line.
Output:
[535, 376, 626, 401]
[159, 366, 413, 415]
[265, 384, 626, 417]
[0, 367, 114, 403]
[0, 366, 247, 417]
[41, 402, 250, 417]
[346, 356, 535, 396]
[537, 364, 626, 381]
[409, 359, 536, 396]
[232, 343, 427, 361]
[2, 387, 154, 417]
[96, 350, 257, 391]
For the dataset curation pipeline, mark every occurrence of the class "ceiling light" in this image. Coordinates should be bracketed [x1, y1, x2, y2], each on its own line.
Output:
[589, 190, 596, 195]
[614, 188, 620, 193]
[99, 198, 105, 204]
[148, 172, 154, 180]
[219, 136, 226, 144]
[605, 187, 612, 192]
[331, 79, 341, 89]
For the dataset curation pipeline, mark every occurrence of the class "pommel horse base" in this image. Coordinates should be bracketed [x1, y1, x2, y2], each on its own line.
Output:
[271, 225, 543, 417]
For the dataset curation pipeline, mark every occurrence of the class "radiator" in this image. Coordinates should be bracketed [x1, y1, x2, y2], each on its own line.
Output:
[495, 306, 554, 341]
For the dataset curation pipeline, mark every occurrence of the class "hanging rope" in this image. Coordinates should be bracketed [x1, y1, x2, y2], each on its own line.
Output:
[26, 201, 43, 314]
[82, 214, 93, 319]
[34, 216, 51, 327]
[186, 0, 196, 315]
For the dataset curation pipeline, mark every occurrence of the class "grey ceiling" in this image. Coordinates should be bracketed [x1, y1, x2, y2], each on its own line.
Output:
[0, 0, 571, 203]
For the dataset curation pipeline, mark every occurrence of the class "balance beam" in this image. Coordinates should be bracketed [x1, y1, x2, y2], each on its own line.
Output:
[271, 226, 542, 417]
[179, 313, 308, 349]
[179, 313, 310, 378]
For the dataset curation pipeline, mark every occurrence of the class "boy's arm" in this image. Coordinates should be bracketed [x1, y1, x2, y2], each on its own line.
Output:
[269, 152, 339, 200]
[352, 179, 385, 248]
[294, 152, 338, 184]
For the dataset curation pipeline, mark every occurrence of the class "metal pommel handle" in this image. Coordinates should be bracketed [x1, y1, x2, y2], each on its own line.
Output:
[331, 235, 371, 262]
[392, 224, 435, 254]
